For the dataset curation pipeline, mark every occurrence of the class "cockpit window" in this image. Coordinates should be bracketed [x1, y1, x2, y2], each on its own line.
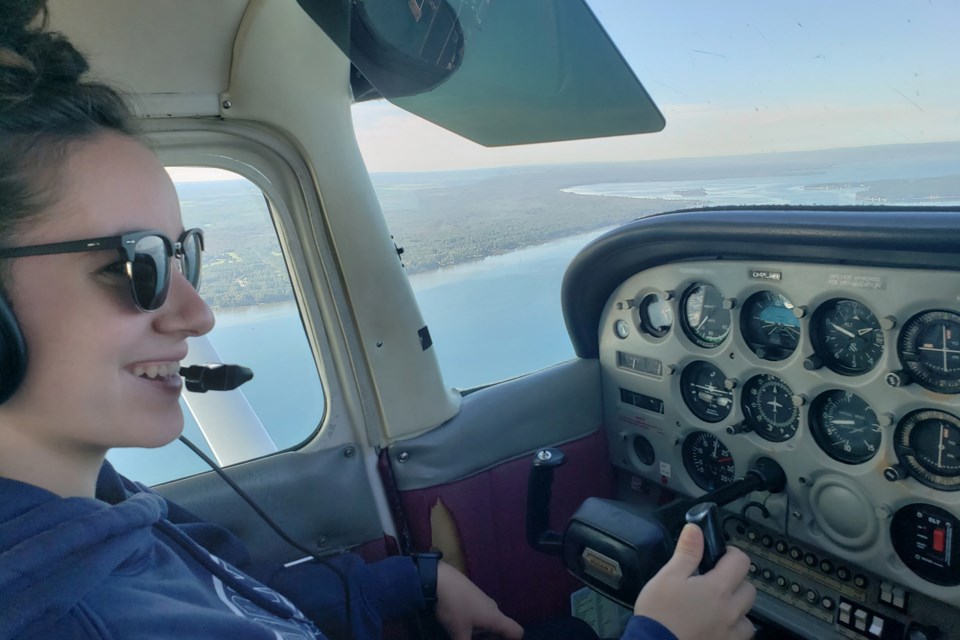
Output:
[353, 1, 960, 390]
[107, 169, 325, 484]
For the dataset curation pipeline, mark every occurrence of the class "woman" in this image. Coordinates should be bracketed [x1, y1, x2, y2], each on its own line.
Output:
[0, 1, 754, 638]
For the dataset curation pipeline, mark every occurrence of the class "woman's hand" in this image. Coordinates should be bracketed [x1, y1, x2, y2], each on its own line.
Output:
[435, 561, 524, 640]
[633, 523, 756, 640]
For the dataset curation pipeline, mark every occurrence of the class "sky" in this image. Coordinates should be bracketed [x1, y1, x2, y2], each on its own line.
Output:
[352, 0, 960, 173]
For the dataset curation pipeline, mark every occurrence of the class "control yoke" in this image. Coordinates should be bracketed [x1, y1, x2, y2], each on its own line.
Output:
[526, 451, 786, 607]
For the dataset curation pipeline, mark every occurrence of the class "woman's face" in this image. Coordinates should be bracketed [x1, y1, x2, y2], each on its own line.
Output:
[1, 132, 215, 458]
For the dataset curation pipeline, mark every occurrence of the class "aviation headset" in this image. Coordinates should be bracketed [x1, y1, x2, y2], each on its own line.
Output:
[0, 291, 28, 404]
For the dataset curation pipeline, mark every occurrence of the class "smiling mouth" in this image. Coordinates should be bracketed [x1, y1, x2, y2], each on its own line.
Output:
[130, 361, 182, 380]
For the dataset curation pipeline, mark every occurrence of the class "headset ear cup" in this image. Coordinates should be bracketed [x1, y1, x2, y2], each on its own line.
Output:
[0, 292, 27, 404]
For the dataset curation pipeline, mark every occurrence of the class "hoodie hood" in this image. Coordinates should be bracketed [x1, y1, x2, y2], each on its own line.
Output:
[0, 477, 164, 636]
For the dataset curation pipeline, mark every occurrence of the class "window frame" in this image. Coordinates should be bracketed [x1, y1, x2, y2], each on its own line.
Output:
[146, 120, 363, 464]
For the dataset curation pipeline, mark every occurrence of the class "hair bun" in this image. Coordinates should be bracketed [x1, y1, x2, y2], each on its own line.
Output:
[0, 0, 45, 48]
[23, 31, 89, 82]
[1, 1, 91, 115]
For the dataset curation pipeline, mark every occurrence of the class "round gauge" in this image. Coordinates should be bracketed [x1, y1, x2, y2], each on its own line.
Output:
[681, 283, 731, 349]
[680, 361, 734, 423]
[809, 390, 882, 464]
[740, 374, 799, 442]
[638, 292, 673, 338]
[632, 435, 656, 466]
[891, 504, 960, 586]
[894, 409, 960, 491]
[740, 291, 800, 361]
[811, 299, 884, 375]
[897, 310, 960, 394]
[682, 431, 737, 491]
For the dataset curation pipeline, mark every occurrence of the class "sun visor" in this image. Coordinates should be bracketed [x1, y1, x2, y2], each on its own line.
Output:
[298, 0, 665, 147]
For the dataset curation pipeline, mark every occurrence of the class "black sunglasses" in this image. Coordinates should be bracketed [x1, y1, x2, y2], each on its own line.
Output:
[0, 228, 204, 311]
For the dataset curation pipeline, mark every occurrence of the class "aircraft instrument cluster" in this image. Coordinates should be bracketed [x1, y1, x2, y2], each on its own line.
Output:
[599, 258, 960, 637]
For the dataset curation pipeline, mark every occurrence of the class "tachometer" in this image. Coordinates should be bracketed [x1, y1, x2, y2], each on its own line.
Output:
[680, 361, 733, 423]
[682, 431, 737, 491]
[681, 283, 731, 349]
[809, 390, 881, 464]
[740, 374, 799, 442]
[894, 409, 960, 491]
[810, 298, 883, 375]
[740, 291, 800, 361]
[897, 310, 960, 394]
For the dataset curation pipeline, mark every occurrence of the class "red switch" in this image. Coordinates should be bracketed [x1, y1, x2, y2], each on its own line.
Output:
[932, 528, 946, 554]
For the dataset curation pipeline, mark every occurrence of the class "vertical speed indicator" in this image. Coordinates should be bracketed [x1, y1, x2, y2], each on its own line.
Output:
[809, 390, 882, 464]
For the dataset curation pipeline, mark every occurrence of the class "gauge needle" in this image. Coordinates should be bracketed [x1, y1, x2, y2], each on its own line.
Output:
[716, 457, 733, 463]
[857, 327, 874, 336]
[830, 322, 856, 338]
[830, 419, 856, 425]
[938, 424, 946, 468]
[697, 315, 711, 330]
[944, 325, 948, 372]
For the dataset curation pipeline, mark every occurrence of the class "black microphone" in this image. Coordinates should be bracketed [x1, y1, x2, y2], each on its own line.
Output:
[179, 364, 254, 393]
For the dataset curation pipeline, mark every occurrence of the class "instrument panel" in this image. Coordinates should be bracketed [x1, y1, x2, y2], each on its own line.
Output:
[599, 258, 960, 632]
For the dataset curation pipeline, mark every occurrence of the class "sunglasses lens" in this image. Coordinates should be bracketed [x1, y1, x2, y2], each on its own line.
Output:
[180, 229, 202, 290]
[132, 235, 169, 310]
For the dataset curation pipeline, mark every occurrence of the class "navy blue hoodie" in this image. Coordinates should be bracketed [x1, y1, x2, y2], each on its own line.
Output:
[0, 462, 422, 639]
[0, 462, 675, 640]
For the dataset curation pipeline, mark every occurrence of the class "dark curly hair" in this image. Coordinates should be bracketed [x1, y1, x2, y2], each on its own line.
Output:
[0, 0, 135, 241]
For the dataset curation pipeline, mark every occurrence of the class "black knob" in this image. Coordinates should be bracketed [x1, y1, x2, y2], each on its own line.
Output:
[726, 422, 752, 435]
[907, 623, 941, 640]
[885, 370, 912, 387]
[884, 465, 908, 482]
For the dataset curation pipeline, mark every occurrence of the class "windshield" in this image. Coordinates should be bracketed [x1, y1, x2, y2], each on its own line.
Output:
[356, 0, 959, 200]
[352, 0, 960, 388]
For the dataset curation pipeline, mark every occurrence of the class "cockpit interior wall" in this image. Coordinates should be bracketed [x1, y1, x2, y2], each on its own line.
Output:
[387, 358, 614, 624]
